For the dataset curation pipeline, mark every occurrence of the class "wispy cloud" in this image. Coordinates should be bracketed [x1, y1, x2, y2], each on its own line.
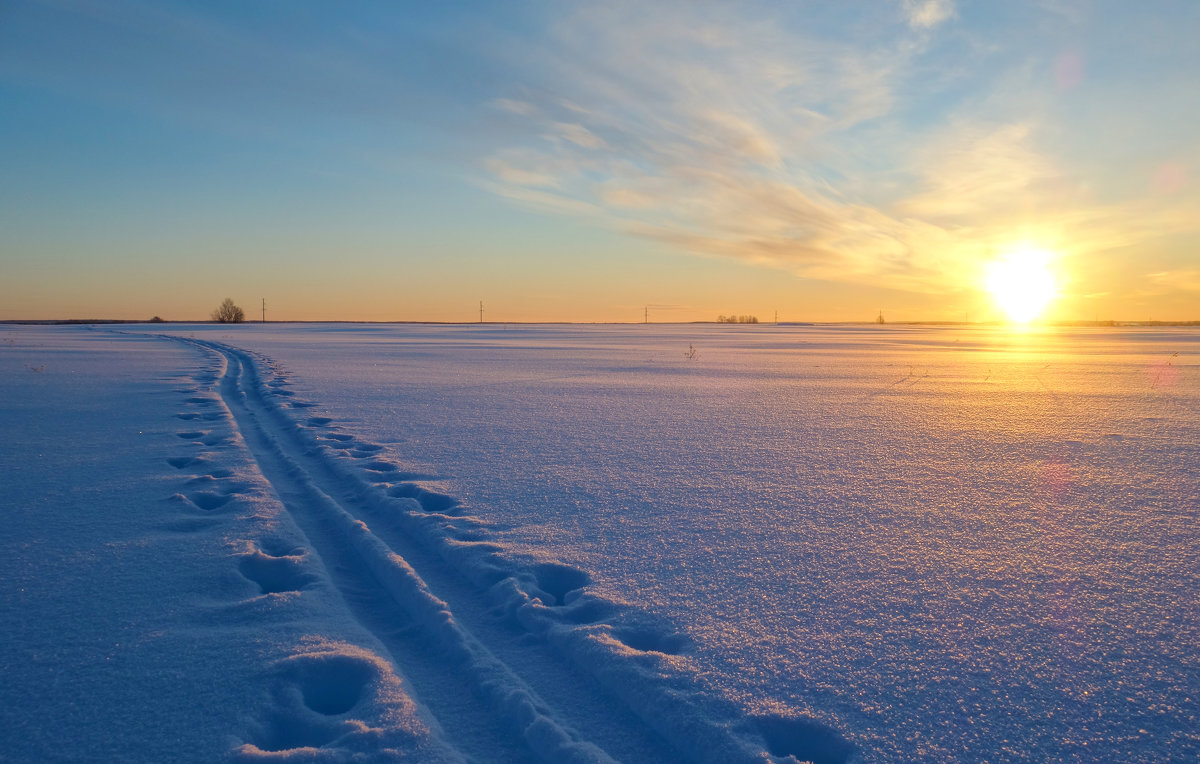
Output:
[897, 122, 1055, 219]
[902, 0, 957, 30]
[475, 1, 1200, 309]
[1145, 270, 1200, 293]
[551, 122, 608, 150]
[479, 3, 927, 282]
[493, 98, 538, 117]
[484, 157, 561, 189]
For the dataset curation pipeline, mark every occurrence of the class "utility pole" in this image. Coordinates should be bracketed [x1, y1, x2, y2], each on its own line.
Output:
[774, 309, 778, 325]
[644, 306, 648, 324]
[479, 300, 484, 323]
[262, 298, 266, 324]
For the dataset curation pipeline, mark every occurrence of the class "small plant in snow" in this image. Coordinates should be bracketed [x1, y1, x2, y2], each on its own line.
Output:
[684, 344, 698, 360]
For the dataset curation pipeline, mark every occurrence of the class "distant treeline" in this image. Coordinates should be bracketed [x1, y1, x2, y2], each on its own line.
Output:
[717, 315, 759, 324]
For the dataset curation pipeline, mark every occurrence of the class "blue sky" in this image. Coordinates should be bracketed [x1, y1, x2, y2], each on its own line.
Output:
[1, 0, 1197, 321]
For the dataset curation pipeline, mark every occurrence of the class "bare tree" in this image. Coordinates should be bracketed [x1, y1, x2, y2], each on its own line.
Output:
[211, 298, 245, 323]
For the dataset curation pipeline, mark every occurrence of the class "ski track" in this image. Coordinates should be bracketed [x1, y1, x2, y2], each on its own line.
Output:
[157, 333, 854, 764]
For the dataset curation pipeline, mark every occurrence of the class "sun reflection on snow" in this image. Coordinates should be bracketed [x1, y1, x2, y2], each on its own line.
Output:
[1146, 353, 1181, 389]
[1032, 452, 1092, 685]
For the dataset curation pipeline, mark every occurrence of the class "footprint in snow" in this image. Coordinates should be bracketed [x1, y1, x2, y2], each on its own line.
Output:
[188, 492, 233, 511]
[528, 562, 590, 607]
[387, 483, 459, 514]
[292, 654, 373, 716]
[753, 714, 854, 764]
[168, 483, 242, 511]
[238, 547, 317, 595]
[240, 648, 383, 757]
[495, 562, 614, 626]
[611, 625, 692, 656]
[362, 460, 398, 472]
[185, 473, 243, 490]
[165, 452, 225, 473]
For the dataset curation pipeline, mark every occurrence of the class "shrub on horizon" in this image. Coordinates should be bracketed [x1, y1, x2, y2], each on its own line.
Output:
[211, 298, 245, 323]
[717, 314, 759, 324]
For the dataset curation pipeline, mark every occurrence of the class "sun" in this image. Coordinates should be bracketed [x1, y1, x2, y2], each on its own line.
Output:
[986, 248, 1058, 323]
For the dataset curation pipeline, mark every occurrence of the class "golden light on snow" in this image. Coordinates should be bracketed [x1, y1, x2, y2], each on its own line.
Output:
[986, 248, 1058, 323]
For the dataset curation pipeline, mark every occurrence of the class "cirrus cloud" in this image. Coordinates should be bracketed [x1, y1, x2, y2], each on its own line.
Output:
[477, 0, 1200, 312]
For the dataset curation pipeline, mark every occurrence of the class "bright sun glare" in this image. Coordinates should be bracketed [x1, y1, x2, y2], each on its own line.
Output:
[986, 249, 1058, 323]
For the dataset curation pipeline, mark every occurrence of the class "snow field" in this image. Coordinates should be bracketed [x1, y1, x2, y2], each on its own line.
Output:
[168, 334, 847, 763]
[5, 323, 1198, 762]
[1, 329, 456, 762]
[167, 323, 1199, 762]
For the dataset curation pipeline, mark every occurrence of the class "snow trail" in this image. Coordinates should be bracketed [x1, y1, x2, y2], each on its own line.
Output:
[169, 335, 851, 763]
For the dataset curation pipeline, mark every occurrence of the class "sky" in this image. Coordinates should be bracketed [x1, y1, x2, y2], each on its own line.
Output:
[1, 0, 1197, 322]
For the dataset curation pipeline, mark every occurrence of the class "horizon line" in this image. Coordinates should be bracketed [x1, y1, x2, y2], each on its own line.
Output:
[5, 319, 1200, 328]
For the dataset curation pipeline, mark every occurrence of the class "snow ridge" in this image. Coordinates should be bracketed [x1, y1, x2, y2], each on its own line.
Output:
[163, 335, 854, 764]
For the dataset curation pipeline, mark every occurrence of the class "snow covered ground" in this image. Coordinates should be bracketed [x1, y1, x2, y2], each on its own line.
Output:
[2, 323, 1197, 762]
